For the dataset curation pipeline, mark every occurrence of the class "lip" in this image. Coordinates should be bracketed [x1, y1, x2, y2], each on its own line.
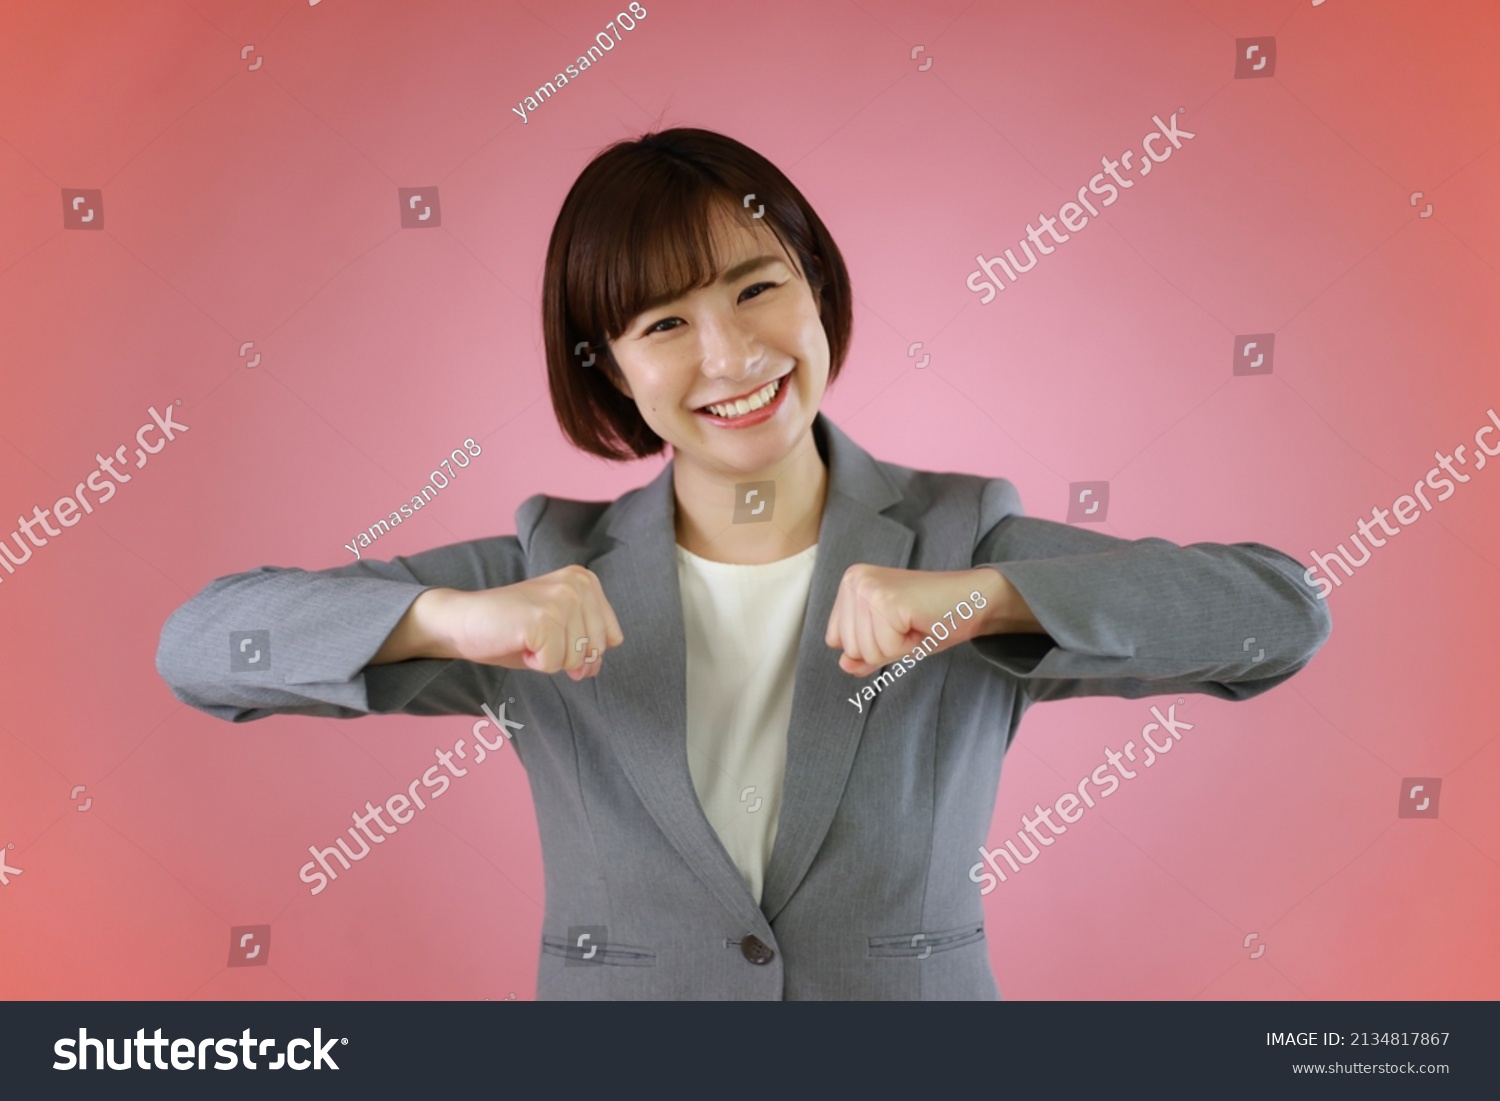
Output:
[693, 368, 792, 412]
[692, 368, 794, 429]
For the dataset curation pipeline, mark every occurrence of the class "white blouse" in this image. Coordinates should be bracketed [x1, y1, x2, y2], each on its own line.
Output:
[675, 542, 819, 905]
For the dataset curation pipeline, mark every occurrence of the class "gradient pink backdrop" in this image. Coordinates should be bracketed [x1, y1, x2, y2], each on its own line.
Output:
[2, 0, 1497, 1000]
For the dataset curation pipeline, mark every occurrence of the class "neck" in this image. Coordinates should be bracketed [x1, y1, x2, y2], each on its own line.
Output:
[671, 425, 828, 564]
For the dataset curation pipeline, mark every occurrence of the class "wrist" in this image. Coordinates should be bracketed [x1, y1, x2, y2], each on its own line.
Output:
[374, 587, 462, 664]
[981, 569, 1008, 634]
[410, 587, 465, 660]
[972, 566, 1036, 635]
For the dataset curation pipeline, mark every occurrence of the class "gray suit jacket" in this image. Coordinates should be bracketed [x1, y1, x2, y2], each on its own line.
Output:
[156, 413, 1331, 999]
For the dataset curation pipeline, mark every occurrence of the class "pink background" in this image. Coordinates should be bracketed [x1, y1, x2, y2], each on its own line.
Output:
[1, 0, 1497, 1000]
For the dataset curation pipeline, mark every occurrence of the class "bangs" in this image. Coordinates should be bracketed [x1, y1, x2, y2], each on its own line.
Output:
[572, 179, 797, 345]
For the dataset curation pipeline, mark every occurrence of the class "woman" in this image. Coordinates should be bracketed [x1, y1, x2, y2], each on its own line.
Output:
[157, 127, 1332, 1000]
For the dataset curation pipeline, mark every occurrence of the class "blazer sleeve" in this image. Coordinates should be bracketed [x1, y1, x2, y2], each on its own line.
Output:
[966, 478, 1332, 703]
[155, 533, 529, 723]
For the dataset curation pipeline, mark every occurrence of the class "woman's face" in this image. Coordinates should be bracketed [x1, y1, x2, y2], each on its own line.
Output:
[605, 203, 830, 479]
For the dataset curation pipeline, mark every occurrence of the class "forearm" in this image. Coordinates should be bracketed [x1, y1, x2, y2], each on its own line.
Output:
[157, 566, 455, 720]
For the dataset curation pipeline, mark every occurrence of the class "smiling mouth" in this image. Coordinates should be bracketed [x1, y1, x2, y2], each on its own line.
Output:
[695, 370, 791, 419]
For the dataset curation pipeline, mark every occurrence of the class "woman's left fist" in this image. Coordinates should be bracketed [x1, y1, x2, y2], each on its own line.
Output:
[824, 565, 1017, 678]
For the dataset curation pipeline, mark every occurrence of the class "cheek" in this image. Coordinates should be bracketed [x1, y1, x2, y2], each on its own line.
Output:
[796, 299, 828, 346]
[798, 315, 830, 366]
[764, 304, 820, 357]
[633, 368, 689, 418]
[617, 358, 665, 403]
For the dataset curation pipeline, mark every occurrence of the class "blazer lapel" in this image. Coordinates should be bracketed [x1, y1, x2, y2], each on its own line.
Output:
[586, 414, 914, 929]
[587, 464, 771, 932]
[758, 415, 914, 921]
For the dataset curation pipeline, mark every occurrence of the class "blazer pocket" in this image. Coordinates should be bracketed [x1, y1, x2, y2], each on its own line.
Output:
[541, 934, 656, 967]
[867, 921, 985, 959]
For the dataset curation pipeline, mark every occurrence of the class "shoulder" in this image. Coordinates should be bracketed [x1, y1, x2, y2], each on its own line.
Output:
[865, 452, 1026, 533]
[515, 490, 619, 554]
[513, 476, 673, 561]
[823, 416, 1026, 531]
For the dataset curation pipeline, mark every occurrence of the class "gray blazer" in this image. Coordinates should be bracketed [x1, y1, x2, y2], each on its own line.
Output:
[156, 413, 1331, 999]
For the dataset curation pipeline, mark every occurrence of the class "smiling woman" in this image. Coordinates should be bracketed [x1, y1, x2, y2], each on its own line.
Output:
[157, 125, 1332, 1001]
[542, 132, 850, 462]
[540, 129, 854, 567]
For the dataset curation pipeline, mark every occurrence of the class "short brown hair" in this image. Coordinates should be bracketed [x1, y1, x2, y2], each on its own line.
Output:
[542, 127, 853, 461]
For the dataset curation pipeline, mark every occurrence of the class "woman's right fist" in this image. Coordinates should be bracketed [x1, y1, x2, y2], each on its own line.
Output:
[375, 566, 624, 680]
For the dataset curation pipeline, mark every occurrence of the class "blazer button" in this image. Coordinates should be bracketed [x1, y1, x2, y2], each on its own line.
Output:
[740, 935, 775, 965]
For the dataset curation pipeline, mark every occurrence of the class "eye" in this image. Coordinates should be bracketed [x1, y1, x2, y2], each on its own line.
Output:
[641, 283, 780, 335]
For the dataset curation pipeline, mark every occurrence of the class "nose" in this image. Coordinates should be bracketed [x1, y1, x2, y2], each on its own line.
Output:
[697, 307, 762, 383]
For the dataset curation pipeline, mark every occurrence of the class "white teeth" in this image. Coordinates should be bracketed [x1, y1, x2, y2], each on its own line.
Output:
[705, 376, 781, 418]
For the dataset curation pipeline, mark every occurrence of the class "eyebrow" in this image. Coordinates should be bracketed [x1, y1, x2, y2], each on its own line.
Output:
[633, 254, 788, 318]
